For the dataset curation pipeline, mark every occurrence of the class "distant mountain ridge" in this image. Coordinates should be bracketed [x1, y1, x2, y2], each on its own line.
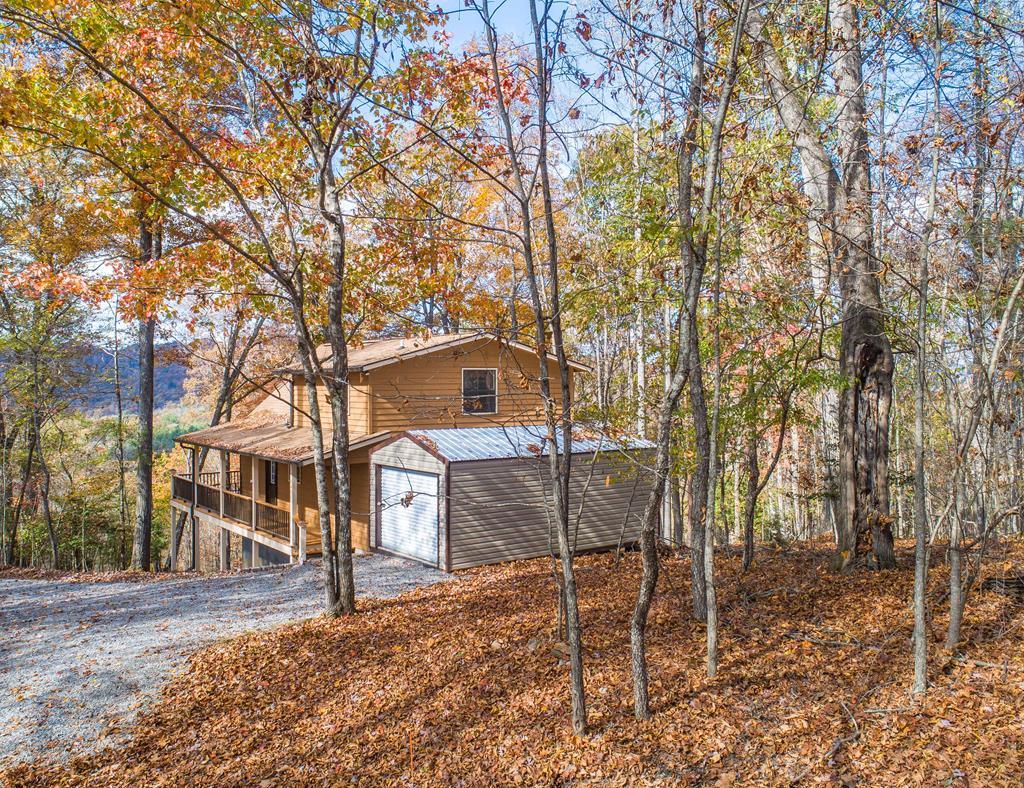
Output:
[78, 342, 188, 415]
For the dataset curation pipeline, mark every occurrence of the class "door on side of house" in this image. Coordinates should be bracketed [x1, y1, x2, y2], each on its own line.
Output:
[265, 460, 277, 503]
[379, 466, 439, 565]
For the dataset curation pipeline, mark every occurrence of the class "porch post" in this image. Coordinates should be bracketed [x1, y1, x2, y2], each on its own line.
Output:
[250, 456, 259, 568]
[219, 449, 227, 518]
[190, 445, 198, 509]
[289, 464, 299, 562]
[169, 507, 177, 571]
[299, 524, 307, 565]
[190, 446, 199, 571]
[219, 528, 229, 571]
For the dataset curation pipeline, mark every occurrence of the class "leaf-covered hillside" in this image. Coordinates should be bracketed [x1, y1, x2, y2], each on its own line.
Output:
[7, 543, 1022, 786]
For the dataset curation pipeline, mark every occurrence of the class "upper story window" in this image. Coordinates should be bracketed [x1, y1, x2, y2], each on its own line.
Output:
[462, 368, 497, 415]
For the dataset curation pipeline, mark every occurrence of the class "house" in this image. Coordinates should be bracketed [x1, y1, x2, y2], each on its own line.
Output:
[169, 331, 654, 572]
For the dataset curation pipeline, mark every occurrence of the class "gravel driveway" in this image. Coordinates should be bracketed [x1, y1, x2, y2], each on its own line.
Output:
[0, 555, 449, 766]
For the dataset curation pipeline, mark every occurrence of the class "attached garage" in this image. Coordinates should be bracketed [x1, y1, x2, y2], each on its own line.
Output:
[370, 426, 655, 571]
[378, 466, 440, 564]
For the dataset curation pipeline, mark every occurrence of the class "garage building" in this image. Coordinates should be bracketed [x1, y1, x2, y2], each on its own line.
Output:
[369, 426, 655, 570]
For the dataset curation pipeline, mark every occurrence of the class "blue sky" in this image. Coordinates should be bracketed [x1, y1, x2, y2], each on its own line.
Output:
[437, 0, 539, 50]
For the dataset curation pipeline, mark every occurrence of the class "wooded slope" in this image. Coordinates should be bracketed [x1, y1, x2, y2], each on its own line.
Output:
[6, 543, 1022, 786]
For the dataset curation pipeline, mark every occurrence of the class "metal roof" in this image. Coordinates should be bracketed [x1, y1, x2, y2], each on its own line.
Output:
[405, 425, 655, 463]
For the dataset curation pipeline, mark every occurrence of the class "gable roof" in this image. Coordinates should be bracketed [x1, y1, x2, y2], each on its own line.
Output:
[277, 331, 590, 375]
[396, 425, 655, 463]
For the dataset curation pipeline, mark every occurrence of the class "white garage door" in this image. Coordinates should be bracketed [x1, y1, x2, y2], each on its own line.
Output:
[379, 466, 439, 564]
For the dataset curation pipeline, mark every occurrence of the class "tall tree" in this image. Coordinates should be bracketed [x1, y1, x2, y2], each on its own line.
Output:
[746, 0, 896, 570]
[630, 0, 749, 717]
[130, 212, 157, 570]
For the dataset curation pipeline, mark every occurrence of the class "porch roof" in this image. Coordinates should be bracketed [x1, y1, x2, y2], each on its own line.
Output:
[175, 419, 390, 464]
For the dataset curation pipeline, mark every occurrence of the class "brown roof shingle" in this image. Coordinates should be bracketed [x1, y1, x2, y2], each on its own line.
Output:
[176, 418, 390, 464]
[278, 331, 590, 375]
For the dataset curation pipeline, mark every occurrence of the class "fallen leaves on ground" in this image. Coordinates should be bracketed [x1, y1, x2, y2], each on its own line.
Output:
[3, 541, 1023, 786]
[0, 567, 177, 584]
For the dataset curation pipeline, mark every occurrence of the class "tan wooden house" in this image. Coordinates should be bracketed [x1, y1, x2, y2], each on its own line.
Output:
[169, 331, 653, 572]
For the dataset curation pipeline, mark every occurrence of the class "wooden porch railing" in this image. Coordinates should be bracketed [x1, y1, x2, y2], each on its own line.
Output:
[196, 483, 219, 513]
[178, 469, 241, 492]
[222, 489, 252, 527]
[255, 501, 291, 541]
[171, 474, 193, 504]
[170, 471, 298, 549]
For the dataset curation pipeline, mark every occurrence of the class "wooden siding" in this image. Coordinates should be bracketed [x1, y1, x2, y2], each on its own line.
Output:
[295, 445, 373, 553]
[368, 340, 567, 432]
[289, 339, 572, 437]
[292, 375, 371, 438]
[447, 452, 652, 570]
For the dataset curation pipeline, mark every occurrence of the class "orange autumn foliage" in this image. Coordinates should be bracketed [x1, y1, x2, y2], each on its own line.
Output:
[5, 543, 1022, 786]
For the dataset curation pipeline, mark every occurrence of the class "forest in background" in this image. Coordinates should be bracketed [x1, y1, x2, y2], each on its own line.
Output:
[1, 0, 1023, 721]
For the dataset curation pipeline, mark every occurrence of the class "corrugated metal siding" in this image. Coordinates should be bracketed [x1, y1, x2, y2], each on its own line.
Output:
[410, 425, 654, 462]
[448, 452, 654, 570]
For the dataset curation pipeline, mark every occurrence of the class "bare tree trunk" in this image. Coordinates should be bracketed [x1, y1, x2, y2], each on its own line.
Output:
[0, 403, 18, 566]
[912, 0, 942, 694]
[531, 0, 585, 733]
[164, 316, 264, 571]
[743, 428, 759, 572]
[478, 0, 587, 731]
[670, 475, 683, 547]
[746, 3, 894, 571]
[789, 428, 802, 538]
[324, 209, 357, 616]
[946, 518, 964, 649]
[689, 346, 710, 619]
[34, 415, 58, 567]
[630, 0, 748, 716]
[112, 301, 129, 568]
[732, 454, 740, 545]
[131, 217, 155, 571]
[831, 0, 896, 571]
[703, 214, 726, 678]
[742, 394, 791, 572]
[5, 421, 35, 566]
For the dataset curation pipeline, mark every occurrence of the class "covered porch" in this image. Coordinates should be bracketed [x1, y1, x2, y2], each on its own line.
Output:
[170, 420, 388, 571]
[170, 450, 307, 570]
